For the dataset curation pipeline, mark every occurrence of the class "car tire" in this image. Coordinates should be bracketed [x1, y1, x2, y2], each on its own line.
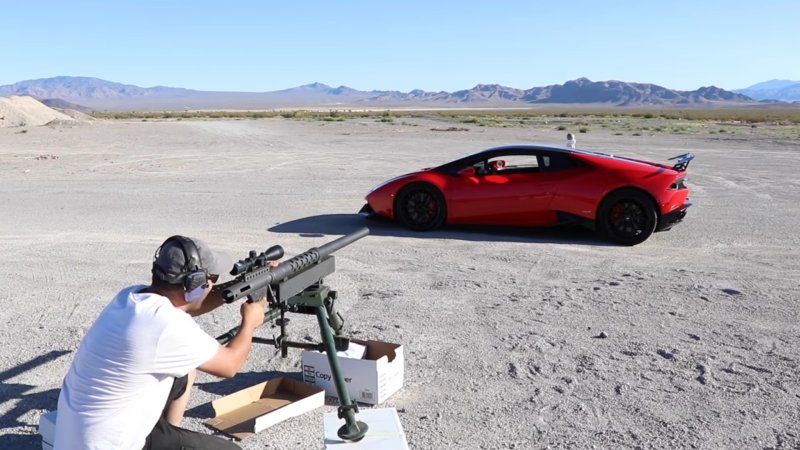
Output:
[598, 189, 658, 245]
[395, 183, 447, 231]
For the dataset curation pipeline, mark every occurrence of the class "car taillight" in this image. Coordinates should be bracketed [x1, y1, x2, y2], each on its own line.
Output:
[669, 177, 687, 190]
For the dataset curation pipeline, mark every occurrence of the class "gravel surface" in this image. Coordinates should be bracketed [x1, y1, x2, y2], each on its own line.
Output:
[1, 117, 798, 449]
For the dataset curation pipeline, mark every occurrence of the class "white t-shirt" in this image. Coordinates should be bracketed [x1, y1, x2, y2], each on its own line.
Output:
[54, 285, 220, 450]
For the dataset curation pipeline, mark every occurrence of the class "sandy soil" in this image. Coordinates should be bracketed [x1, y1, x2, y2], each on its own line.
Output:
[1, 117, 798, 449]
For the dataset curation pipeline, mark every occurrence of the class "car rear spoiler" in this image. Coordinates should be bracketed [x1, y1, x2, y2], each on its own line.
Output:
[668, 153, 695, 172]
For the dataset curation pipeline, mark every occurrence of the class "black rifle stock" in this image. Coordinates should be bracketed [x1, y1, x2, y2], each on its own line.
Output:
[215, 227, 370, 441]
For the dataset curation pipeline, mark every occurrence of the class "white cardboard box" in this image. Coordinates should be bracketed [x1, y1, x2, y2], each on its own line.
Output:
[205, 376, 324, 440]
[323, 408, 409, 449]
[39, 409, 57, 450]
[301, 339, 404, 405]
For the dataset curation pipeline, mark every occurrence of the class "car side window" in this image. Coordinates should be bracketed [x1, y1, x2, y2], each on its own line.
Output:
[472, 160, 489, 175]
[541, 153, 582, 171]
[490, 155, 540, 174]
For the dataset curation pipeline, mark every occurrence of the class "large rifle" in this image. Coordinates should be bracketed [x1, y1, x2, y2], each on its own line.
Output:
[215, 227, 370, 441]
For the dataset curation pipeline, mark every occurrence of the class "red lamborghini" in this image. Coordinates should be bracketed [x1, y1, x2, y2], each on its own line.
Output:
[359, 145, 693, 245]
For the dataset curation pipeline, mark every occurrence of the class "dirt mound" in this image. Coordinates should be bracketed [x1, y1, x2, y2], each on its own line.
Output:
[0, 95, 76, 128]
[55, 108, 95, 122]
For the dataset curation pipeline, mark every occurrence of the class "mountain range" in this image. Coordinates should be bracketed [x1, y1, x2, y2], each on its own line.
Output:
[0, 76, 793, 112]
[733, 79, 800, 102]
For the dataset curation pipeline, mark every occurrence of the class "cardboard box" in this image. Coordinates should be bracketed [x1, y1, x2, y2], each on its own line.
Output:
[323, 408, 409, 449]
[205, 376, 324, 441]
[39, 410, 57, 450]
[301, 339, 404, 405]
[337, 341, 367, 359]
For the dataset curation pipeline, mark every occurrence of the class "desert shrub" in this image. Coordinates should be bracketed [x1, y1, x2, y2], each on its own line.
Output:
[579, 127, 588, 133]
[556, 125, 566, 131]
[477, 120, 508, 127]
[88, 107, 800, 125]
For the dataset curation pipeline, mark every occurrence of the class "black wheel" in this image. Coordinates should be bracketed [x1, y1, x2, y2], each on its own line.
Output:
[598, 189, 657, 245]
[395, 183, 447, 231]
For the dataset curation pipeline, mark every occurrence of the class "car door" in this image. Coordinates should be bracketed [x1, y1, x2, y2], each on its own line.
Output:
[446, 152, 558, 226]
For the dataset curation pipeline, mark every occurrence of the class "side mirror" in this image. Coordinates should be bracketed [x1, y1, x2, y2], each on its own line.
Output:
[458, 166, 476, 177]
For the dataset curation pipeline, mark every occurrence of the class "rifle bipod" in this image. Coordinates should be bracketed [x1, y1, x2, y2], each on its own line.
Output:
[254, 283, 368, 442]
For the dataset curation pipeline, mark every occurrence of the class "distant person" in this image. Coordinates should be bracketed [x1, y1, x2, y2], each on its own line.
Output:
[54, 236, 274, 450]
[566, 132, 577, 148]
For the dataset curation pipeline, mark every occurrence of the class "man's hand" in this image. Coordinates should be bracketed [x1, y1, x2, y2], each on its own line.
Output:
[241, 297, 266, 329]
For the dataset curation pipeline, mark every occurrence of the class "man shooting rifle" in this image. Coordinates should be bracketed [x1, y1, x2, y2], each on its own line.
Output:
[54, 236, 275, 450]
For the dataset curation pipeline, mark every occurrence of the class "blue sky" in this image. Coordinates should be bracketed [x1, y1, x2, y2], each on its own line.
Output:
[2, 1, 797, 92]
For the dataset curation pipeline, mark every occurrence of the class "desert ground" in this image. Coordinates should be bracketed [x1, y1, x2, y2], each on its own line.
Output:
[1, 114, 799, 449]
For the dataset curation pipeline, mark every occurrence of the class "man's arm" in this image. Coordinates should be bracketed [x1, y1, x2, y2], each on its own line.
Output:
[198, 299, 265, 378]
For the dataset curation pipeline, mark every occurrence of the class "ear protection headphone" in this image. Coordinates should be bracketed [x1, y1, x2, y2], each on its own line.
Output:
[153, 235, 209, 303]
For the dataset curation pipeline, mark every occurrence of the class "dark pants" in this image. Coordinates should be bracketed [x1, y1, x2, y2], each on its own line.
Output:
[142, 374, 240, 450]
